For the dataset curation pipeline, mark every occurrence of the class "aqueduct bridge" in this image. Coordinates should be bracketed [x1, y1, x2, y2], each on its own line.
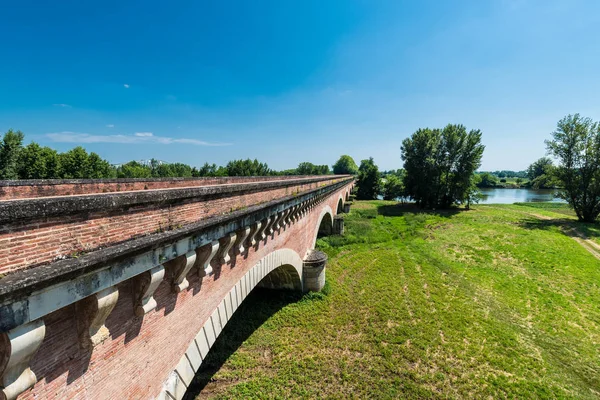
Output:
[0, 175, 354, 399]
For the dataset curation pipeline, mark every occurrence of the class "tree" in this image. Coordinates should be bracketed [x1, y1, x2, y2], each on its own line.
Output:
[225, 159, 271, 176]
[476, 172, 499, 188]
[17, 142, 48, 179]
[87, 152, 114, 178]
[401, 124, 485, 208]
[116, 161, 152, 178]
[192, 162, 227, 177]
[58, 146, 92, 179]
[296, 162, 330, 175]
[382, 174, 404, 200]
[526, 157, 558, 189]
[463, 174, 483, 210]
[0, 129, 24, 179]
[546, 114, 600, 222]
[332, 155, 358, 175]
[356, 157, 382, 200]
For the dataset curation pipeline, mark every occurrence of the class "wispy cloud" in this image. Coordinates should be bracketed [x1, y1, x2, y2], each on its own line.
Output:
[106, 124, 115, 128]
[46, 131, 231, 146]
[123, 84, 130, 89]
[53, 103, 72, 108]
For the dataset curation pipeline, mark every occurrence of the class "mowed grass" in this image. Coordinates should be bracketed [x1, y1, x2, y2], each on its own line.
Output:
[187, 201, 600, 399]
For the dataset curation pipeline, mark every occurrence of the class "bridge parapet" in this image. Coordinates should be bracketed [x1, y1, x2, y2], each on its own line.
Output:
[0, 175, 354, 400]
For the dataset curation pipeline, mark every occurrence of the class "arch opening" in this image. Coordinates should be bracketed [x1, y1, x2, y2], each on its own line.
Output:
[336, 198, 344, 214]
[317, 212, 333, 238]
[258, 263, 303, 291]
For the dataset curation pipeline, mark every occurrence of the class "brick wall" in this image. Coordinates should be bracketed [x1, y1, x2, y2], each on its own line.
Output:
[16, 184, 351, 400]
[0, 177, 346, 275]
[0, 176, 325, 200]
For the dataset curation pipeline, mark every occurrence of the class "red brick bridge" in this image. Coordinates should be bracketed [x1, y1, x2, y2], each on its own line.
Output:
[0, 175, 354, 399]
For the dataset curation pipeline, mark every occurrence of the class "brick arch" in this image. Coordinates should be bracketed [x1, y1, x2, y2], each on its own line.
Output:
[159, 248, 303, 400]
[336, 196, 344, 214]
[345, 190, 349, 201]
[312, 205, 334, 249]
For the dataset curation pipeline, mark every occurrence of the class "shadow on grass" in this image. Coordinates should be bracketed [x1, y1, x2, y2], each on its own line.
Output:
[376, 203, 464, 218]
[183, 288, 303, 400]
[517, 216, 600, 244]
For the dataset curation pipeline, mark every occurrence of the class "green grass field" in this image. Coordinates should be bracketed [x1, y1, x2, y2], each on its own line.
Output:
[187, 201, 600, 399]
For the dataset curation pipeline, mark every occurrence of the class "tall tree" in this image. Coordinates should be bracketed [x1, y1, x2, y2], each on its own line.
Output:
[401, 124, 484, 208]
[356, 157, 382, 200]
[546, 114, 600, 222]
[332, 155, 359, 175]
[0, 129, 24, 179]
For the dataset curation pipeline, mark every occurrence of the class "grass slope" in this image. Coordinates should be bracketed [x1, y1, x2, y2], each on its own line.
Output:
[187, 201, 600, 399]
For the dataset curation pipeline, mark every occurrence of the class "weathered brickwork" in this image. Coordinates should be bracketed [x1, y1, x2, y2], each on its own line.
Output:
[0, 176, 343, 275]
[0, 176, 317, 200]
[0, 177, 353, 400]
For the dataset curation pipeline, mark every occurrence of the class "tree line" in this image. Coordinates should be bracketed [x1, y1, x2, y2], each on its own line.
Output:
[0, 130, 359, 179]
[354, 113, 600, 223]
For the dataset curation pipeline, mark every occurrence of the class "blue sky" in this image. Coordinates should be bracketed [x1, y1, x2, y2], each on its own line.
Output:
[1, 0, 599, 171]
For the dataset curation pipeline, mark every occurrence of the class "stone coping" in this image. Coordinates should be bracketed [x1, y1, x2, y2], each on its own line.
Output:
[0, 177, 352, 308]
[304, 249, 328, 265]
[0, 175, 350, 224]
[0, 175, 324, 186]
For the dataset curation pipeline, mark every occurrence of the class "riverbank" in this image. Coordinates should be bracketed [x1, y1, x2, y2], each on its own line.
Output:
[186, 201, 600, 399]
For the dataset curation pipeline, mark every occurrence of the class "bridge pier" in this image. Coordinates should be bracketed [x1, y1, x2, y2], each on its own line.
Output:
[303, 250, 328, 292]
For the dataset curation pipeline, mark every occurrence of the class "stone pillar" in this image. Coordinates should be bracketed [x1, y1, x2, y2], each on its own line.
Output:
[333, 215, 344, 235]
[343, 201, 353, 213]
[303, 250, 327, 292]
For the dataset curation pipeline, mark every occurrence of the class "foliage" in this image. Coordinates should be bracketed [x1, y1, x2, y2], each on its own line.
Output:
[225, 159, 272, 176]
[332, 154, 358, 175]
[116, 161, 152, 178]
[356, 157, 382, 200]
[526, 157, 559, 189]
[401, 124, 485, 208]
[295, 162, 330, 175]
[58, 146, 114, 179]
[0, 129, 24, 179]
[476, 172, 499, 188]
[489, 170, 527, 178]
[382, 174, 404, 200]
[546, 114, 600, 222]
[192, 162, 227, 177]
[16, 142, 60, 179]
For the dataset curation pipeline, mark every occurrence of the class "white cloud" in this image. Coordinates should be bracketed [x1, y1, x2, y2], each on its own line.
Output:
[53, 103, 72, 108]
[106, 124, 115, 128]
[46, 131, 231, 146]
[123, 84, 130, 88]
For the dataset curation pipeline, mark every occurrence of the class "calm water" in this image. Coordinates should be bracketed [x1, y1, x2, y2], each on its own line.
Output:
[479, 188, 563, 204]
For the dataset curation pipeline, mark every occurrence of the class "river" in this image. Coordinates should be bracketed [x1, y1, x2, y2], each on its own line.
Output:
[479, 188, 563, 204]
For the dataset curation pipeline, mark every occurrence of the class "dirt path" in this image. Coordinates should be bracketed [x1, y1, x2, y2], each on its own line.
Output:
[489, 206, 600, 260]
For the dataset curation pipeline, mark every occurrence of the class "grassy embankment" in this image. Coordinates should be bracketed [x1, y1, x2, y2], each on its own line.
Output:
[186, 201, 600, 399]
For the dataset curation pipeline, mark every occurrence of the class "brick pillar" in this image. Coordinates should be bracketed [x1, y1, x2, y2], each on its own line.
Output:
[303, 250, 327, 292]
[333, 215, 344, 235]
